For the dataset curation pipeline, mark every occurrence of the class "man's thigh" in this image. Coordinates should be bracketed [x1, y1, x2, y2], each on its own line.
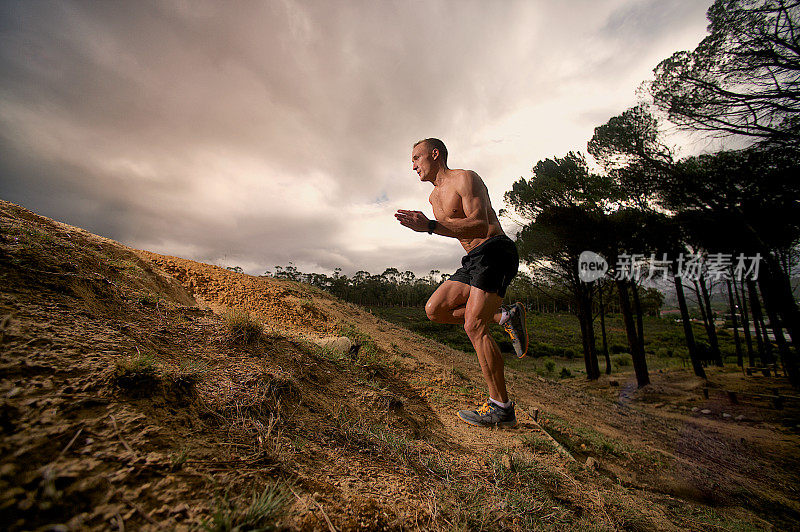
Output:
[465, 285, 504, 322]
[427, 280, 471, 312]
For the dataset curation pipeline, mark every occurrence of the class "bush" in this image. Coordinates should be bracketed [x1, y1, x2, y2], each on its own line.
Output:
[612, 354, 631, 367]
[654, 347, 674, 358]
[559, 367, 572, 379]
[223, 309, 264, 345]
[544, 359, 556, 373]
[201, 481, 290, 531]
[563, 348, 576, 359]
[531, 342, 558, 358]
[114, 350, 159, 391]
[610, 343, 628, 354]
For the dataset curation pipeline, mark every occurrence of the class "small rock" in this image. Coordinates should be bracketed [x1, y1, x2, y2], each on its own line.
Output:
[316, 337, 352, 354]
[171, 503, 189, 515]
[6, 387, 22, 398]
[722, 413, 732, 419]
[691, 407, 699, 412]
[701, 409, 712, 415]
[2, 487, 24, 499]
[585, 456, 598, 470]
[154, 505, 171, 516]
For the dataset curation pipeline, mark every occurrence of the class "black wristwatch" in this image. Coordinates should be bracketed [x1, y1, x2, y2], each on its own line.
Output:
[427, 219, 438, 234]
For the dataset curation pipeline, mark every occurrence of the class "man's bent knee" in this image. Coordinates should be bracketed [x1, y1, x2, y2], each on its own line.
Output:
[425, 300, 438, 322]
[464, 316, 489, 340]
[425, 298, 447, 322]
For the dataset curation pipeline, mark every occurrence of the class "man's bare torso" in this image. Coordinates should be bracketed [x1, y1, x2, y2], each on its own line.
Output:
[429, 169, 504, 253]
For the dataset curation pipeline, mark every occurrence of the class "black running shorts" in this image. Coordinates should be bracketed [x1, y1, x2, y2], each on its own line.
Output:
[449, 235, 519, 298]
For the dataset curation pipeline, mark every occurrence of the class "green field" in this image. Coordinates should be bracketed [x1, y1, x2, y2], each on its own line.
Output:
[368, 305, 744, 379]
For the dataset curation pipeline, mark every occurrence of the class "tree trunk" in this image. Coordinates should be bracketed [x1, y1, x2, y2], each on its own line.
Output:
[747, 280, 772, 365]
[631, 282, 646, 362]
[762, 252, 800, 352]
[599, 282, 611, 375]
[577, 285, 600, 380]
[736, 278, 755, 367]
[617, 279, 650, 387]
[758, 266, 799, 387]
[695, 278, 723, 366]
[675, 275, 706, 379]
[701, 278, 724, 366]
[726, 279, 744, 368]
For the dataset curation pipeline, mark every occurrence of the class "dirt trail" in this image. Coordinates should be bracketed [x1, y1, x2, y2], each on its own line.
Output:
[1, 198, 798, 531]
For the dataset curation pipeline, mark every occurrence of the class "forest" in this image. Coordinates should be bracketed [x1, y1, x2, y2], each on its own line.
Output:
[246, 0, 800, 390]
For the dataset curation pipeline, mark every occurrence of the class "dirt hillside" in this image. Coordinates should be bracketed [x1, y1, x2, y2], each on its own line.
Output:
[1, 198, 799, 531]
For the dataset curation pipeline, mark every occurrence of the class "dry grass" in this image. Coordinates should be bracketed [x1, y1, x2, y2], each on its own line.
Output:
[222, 309, 264, 345]
[200, 481, 291, 532]
[113, 348, 159, 391]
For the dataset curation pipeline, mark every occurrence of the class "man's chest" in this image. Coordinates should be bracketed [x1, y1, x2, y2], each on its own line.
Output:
[429, 186, 463, 218]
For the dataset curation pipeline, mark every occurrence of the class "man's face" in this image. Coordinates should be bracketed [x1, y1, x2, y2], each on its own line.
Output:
[412, 142, 436, 182]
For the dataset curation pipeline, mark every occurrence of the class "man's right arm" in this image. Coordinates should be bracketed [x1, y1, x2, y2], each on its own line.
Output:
[430, 172, 489, 239]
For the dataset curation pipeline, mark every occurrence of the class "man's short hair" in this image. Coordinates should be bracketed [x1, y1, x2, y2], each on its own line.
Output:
[414, 138, 448, 165]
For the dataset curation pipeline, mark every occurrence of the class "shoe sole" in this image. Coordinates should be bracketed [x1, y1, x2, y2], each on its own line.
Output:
[457, 411, 519, 428]
[516, 302, 528, 358]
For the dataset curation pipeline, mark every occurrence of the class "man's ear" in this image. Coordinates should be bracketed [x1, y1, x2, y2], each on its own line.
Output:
[431, 148, 439, 161]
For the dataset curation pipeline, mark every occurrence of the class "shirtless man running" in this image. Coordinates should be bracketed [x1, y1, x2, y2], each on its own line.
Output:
[395, 138, 528, 428]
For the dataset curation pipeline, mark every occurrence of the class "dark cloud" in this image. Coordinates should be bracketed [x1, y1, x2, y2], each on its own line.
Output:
[601, 0, 710, 43]
[0, 0, 713, 277]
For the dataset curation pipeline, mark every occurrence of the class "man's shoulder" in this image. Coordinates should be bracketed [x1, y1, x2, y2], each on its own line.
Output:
[449, 169, 481, 185]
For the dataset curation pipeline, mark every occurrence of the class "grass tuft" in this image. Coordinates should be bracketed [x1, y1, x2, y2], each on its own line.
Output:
[114, 349, 159, 390]
[201, 481, 290, 532]
[223, 309, 264, 345]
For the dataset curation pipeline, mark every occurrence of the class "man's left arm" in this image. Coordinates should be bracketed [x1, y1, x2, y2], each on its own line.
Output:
[395, 172, 490, 238]
[431, 172, 489, 239]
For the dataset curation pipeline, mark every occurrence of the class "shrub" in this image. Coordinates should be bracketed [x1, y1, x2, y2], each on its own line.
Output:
[168, 359, 209, 393]
[544, 359, 556, 373]
[563, 348, 576, 359]
[201, 481, 290, 531]
[674, 347, 689, 359]
[337, 322, 382, 364]
[114, 350, 159, 390]
[610, 343, 628, 354]
[654, 347, 674, 358]
[531, 342, 557, 358]
[559, 367, 572, 378]
[451, 367, 468, 380]
[136, 292, 159, 307]
[613, 354, 631, 367]
[223, 309, 264, 345]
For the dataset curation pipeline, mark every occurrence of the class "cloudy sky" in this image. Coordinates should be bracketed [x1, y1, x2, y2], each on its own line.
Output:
[0, 0, 714, 277]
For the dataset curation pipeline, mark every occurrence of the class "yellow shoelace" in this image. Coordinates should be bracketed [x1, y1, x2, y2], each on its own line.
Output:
[476, 402, 492, 415]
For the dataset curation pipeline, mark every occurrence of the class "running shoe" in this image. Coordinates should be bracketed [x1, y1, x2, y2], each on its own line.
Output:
[457, 400, 518, 428]
[502, 302, 528, 358]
